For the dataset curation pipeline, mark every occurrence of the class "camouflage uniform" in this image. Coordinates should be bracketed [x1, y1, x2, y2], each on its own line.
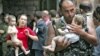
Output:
[53, 16, 93, 56]
[0, 22, 8, 56]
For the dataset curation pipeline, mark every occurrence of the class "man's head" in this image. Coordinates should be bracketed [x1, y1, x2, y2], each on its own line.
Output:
[49, 10, 57, 18]
[79, 0, 92, 13]
[59, 0, 76, 20]
[93, 4, 100, 26]
[95, 5, 100, 21]
[42, 10, 50, 21]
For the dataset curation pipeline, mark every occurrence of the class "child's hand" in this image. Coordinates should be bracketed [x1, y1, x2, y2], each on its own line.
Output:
[24, 29, 29, 36]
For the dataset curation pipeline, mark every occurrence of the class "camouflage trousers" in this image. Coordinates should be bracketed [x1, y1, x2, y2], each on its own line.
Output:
[0, 43, 3, 56]
[45, 48, 94, 56]
[2, 42, 8, 56]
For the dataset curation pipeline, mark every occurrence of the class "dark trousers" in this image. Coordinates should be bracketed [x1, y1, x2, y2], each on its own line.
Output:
[30, 49, 44, 56]
[0, 43, 3, 56]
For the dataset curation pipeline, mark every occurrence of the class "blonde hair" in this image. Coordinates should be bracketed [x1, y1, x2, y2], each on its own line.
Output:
[74, 14, 84, 26]
[7, 15, 16, 22]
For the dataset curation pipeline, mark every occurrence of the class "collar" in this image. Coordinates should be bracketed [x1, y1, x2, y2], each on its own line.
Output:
[60, 16, 67, 25]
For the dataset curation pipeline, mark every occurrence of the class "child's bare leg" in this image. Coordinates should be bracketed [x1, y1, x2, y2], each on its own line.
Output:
[18, 40, 30, 55]
[63, 37, 70, 47]
[15, 46, 19, 56]
[43, 36, 60, 52]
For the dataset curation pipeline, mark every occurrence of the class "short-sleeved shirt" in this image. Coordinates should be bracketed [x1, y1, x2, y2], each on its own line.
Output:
[93, 26, 100, 56]
[17, 27, 36, 49]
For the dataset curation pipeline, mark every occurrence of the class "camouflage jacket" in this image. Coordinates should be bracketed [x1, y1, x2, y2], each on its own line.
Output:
[0, 22, 8, 42]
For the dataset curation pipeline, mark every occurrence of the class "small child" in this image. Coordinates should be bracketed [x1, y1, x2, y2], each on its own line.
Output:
[7, 15, 30, 56]
[43, 15, 84, 52]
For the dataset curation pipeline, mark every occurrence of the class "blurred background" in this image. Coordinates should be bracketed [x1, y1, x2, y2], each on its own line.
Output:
[0, 0, 99, 16]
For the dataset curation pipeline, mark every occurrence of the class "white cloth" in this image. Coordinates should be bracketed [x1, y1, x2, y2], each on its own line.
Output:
[61, 17, 80, 43]
[64, 33, 79, 43]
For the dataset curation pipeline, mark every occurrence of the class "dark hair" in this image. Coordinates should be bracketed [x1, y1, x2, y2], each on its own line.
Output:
[95, 5, 100, 14]
[79, 2, 92, 12]
[17, 14, 27, 19]
[59, 0, 75, 9]
[0, 13, 6, 22]
[34, 11, 42, 19]
[59, 0, 64, 9]
[93, 5, 100, 21]
[49, 10, 57, 17]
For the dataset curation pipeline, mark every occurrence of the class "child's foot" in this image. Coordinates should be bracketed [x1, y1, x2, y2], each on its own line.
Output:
[43, 46, 50, 50]
[25, 50, 30, 55]
[43, 46, 55, 52]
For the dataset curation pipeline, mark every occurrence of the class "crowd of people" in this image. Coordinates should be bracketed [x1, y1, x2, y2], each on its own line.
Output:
[0, 0, 100, 56]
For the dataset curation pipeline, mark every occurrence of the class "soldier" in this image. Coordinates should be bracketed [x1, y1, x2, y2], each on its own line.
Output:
[52, 0, 97, 56]
[0, 13, 9, 56]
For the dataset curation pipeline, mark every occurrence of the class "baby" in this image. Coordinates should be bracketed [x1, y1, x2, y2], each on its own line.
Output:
[7, 15, 30, 56]
[43, 15, 84, 52]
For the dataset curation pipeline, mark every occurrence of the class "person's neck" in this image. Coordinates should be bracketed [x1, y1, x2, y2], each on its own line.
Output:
[18, 25, 26, 28]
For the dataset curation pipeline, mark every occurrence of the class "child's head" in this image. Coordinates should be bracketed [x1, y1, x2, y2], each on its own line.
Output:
[8, 15, 16, 26]
[74, 15, 84, 26]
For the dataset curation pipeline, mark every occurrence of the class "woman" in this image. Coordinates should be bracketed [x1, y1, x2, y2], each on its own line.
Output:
[7, 14, 38, 56]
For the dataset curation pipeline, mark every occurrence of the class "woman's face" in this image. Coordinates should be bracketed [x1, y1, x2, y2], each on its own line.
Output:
[18, 15, 27, 27]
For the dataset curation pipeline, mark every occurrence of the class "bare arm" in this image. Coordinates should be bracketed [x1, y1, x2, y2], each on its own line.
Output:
[27, 34, 38, 41]
[25, 29, 38, 41]
[81, 17, 97, 45]
[47, 23, 55, 38]
[69, 17, 97, 45]
[57, 28, 66, 35]
[46, 23, 55, 45]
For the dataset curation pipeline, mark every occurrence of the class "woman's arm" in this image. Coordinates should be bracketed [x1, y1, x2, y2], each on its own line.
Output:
[27, 34, 38, 41]
[25, 28, 38, 41]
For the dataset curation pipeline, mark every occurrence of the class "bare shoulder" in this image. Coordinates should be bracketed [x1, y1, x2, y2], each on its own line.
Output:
[87, 14, 96, 35]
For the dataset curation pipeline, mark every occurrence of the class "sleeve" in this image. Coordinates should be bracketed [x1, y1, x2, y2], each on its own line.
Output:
[28, 27, 36, 36]
[36, 21, 45, 33]
[0, 25, 9, 42]
[96, 28, 100, 44]
[55, 19, 63, 35]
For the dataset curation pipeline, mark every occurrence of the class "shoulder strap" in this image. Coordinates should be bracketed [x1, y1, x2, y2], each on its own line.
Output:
[83, 15, 88, 32]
